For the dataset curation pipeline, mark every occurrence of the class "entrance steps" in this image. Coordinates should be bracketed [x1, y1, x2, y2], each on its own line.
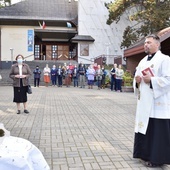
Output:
[0, 60, 78, 86]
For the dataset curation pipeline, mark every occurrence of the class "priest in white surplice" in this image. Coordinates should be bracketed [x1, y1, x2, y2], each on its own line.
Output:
[133, 34, 170, 167]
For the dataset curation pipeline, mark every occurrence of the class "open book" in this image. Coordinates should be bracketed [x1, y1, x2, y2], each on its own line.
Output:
[142, 67, 154, 76]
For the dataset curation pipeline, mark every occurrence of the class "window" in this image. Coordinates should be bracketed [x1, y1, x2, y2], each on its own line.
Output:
[34, 45, 40, 59]
[51, 45, 57, 59]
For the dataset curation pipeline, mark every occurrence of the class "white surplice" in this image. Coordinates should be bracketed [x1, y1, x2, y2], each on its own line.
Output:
[133, 50, 170, 134]
[0, 136, 50, 170]
[0, 123, 50, 170]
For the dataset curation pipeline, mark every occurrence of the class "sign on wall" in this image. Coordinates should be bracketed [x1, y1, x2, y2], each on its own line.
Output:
[27, 30, 34, 52]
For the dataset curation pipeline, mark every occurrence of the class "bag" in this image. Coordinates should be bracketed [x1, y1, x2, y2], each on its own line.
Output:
[27, 85, 32, 94]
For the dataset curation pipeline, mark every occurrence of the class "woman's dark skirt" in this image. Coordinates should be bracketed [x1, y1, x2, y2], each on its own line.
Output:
[13, 79, 28, 103]
[133, 118, 170, 165]
[88, 80, 94, 85]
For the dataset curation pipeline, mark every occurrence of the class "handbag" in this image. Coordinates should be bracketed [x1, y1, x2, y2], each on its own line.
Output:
[27, 85, 32, 94]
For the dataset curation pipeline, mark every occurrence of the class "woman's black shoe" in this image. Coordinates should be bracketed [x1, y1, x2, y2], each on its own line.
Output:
[24, 110, 29, 114]
[17, 110, 21, 114]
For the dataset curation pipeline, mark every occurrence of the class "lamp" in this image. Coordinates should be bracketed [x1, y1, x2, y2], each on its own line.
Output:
[10, 48, 14, 65]
[123, 57, 127, 61]
[68, 0, 78, 2]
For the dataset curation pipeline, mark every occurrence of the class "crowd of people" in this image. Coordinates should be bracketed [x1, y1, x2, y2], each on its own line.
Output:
[9, 55, 125, 115]
[33, 62, 124, 91]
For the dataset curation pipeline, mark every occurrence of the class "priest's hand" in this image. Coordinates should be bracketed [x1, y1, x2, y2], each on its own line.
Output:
[135, 75, 141, 83]
[143, 74, 151, 84]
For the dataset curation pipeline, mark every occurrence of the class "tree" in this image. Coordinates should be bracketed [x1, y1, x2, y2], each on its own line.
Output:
[105, 0, 170, 49]
[0, 0, 11, 7]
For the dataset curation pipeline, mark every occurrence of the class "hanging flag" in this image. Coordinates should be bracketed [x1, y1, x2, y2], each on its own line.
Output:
[38, 21, 42, 28]
[67, 22, 72, 28]
[42, 21, 46, 29]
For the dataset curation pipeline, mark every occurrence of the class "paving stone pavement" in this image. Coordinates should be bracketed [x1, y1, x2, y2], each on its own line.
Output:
[0, 86, 170, 170]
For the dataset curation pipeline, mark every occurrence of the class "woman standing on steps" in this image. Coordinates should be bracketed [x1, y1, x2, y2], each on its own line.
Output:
[86, 64, 95, 89]
[43, 64, 51, 87]
[9, 54, 31, 114]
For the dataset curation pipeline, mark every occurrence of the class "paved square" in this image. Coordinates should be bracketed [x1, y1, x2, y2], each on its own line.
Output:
[0, 86, 169, 170]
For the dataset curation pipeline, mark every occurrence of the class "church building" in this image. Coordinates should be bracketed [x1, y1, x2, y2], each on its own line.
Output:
[0, 0, 131, 68]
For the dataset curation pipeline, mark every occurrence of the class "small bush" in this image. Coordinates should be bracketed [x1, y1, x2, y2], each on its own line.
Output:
[123, 70, 133, 86]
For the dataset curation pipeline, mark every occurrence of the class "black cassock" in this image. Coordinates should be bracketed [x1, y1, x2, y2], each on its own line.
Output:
[133, 118, 170, 165]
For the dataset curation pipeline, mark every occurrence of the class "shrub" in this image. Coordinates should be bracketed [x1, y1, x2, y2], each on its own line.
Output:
[123, 70, 133, 86]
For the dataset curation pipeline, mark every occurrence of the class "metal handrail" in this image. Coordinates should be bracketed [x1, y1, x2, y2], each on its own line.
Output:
[94, 54, 122, 60]
[24, 54, 34, 59]
[78, 56, 94, 62]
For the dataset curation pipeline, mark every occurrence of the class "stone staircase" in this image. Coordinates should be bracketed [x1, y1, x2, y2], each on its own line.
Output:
[0, 69, 12, 86]
[0, 60, 78, 86]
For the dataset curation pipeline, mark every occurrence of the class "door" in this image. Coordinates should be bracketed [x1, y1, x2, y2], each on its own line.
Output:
[58, 45, 69, 60]
[46, 45, 52, 60]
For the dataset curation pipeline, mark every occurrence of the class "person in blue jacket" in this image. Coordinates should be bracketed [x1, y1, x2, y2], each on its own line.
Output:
[51, 65, 57, 86]
[73, 65, 79, 87]
[57, 65, 63, 87]
[33, 65, 41, 87]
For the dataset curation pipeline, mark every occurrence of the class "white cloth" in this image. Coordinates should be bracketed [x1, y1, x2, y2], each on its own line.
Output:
[134, 51, 170, 134]
[0, 123, 10, 144]
[18, 65, 22, 76]
[43, 67, 50, 76]
[0, 136, 50, 170]
[115, 68, 124, 79]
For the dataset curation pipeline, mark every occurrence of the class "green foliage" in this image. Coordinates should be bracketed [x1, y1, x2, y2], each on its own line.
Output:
[105, 75, 110, 85]
[105, 0, 170, 48]
[120, 26, 139, 49]
[0, 0, 11, 7]
[123, 70, 133, 86]
[103, 64, 112, 70]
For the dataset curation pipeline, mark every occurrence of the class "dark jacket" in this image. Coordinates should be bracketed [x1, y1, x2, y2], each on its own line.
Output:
[51, 68, 57, 80]
[9, 63, 31, 87]
[33, 68, 41, 79]
[78, 66, 86, 75]
[73, 68, 79, 78]
[110, 68, 116, 79]
[57, 68, 63, 76]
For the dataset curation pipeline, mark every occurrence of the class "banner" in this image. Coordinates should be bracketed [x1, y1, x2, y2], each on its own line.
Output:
[27, 30, 34, 52]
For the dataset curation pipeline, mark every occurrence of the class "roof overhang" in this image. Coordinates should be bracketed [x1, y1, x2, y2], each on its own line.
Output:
[71, 35, 95, 43]
[124, 45, 144, 57]
[34, 28, 77, 42]
[124, 27, 170, 58]
[158, 27, 170, 42]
